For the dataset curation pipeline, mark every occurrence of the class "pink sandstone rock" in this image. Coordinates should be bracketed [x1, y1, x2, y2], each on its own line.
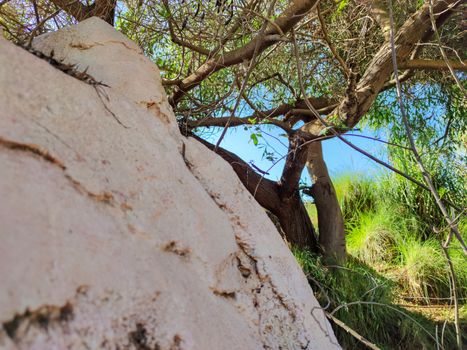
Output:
[0, 17, 340, 350]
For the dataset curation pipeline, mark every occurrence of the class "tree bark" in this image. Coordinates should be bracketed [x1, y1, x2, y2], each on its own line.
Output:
[399, 59, 467, 71]
[301, 0, 460, 136]
[50, 0, 116, 25]
[276, 194, 317, 250]
[306, 141, 346, 263]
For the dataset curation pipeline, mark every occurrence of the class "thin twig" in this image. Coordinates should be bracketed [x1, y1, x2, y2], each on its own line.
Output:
[343, 133, 412, 150]
[214, 0, 277, 151]
[388, 2, 463, 348]
[325, 312, 381, 350]
[330, 301, 441, 347]
[26, 9, 61, 46]
[428, 0, 465, 94]
[388, 0, 466, 254]
[317, 1, 350, 77]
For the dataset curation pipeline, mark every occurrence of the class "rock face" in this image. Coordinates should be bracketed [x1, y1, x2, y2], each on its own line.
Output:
[0, 18, 339, 350]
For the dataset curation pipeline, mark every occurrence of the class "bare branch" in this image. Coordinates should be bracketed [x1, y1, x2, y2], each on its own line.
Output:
[48, 0, 90, 21]
[325, 312, 381, 350]
[189, 115, 292, 132]
[399, 59, 467, 71]
[317, 3, 350, 77]
[162, 0, 211, 56]
[187, 96, 337, 131]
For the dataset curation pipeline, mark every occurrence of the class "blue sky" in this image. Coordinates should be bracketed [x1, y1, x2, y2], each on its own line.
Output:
[202, 125, 389, 185]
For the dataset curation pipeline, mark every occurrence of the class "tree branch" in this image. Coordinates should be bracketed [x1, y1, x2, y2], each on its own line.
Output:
[49, 0, 90, 21]
[317, 3, 350, 77]
[189, 116, 292, 132]
[162, 0, 211, 56]
[301, 0, 460, 134]
[189, 135, 281, 213]
[169, 0, 319, 106]
[399, 59, 467, 71]
[187, 96, 337, 131]
[279, 131, 314, 199]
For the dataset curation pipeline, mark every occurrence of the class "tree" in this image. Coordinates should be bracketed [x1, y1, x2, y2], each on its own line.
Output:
[1, 0, 465, 264]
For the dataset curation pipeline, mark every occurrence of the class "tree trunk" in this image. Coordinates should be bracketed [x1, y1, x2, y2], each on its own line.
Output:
[50, 0, 116, 25]
[90, 0, 117, 25]
[306, 141, 346, 263]
[276, 194, 317, 250]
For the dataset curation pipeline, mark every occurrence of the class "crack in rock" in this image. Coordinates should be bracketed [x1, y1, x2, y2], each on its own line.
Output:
[2, 301, 74, 342]
[206, 191, 298, 322]
[163, 241, 191, 258]
[185, 168, 305, 347]
[0, 136, 115, 206]
[69, 40, 143, 54]
[0, 136, 66, 169]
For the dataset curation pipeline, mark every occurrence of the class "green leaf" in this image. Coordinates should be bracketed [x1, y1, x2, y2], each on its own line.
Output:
[438, 187, 447, 198]
[318, 126, 334, 136]
[336, 0, 349, 14]
[250, 133, 259, 146]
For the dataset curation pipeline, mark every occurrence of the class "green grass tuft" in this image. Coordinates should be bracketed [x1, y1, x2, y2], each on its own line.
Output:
[302, 172, 466, 349]
[346, 208, 399, 266]
[395, 238, 450, 301]
[293, 247, 463, 350]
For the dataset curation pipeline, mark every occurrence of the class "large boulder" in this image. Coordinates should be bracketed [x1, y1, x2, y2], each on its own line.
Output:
[0, 17, 339, 350]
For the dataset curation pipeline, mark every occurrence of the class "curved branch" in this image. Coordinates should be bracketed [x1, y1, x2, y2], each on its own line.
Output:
[162, 0, 211, 56]
[301, 0, 460, 133]
[399, 59, 467, 71]
[170, 0, 319, 106]
[187, 96, 337, 131]
[189, 135, 281, 213]
[189, 116, 292, 132]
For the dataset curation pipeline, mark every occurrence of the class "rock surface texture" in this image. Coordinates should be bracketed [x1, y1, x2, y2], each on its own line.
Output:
[0, 18, 340, 350]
